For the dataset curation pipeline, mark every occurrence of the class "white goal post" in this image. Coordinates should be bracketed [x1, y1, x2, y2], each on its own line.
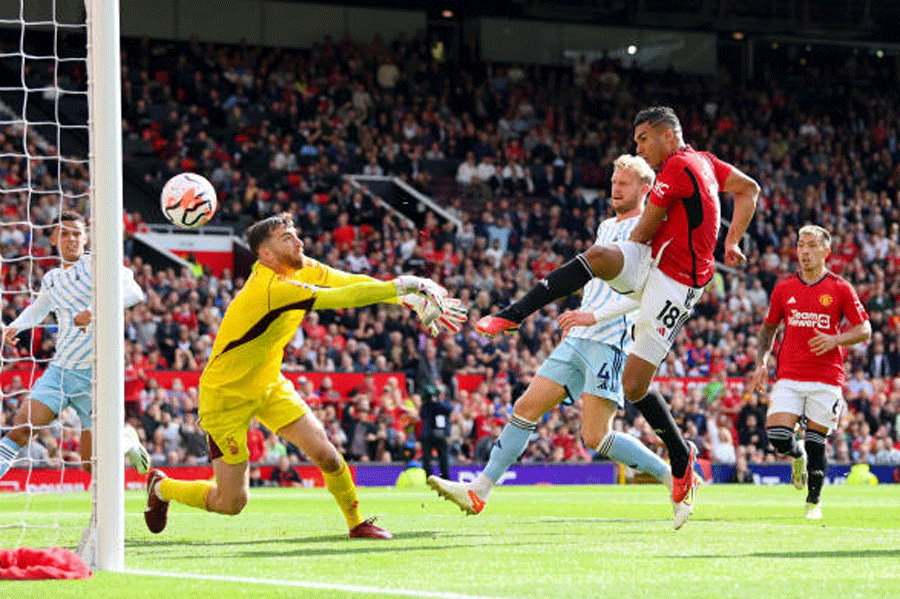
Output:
[85, 0, 125, 571]
[0, 0, 125, 569]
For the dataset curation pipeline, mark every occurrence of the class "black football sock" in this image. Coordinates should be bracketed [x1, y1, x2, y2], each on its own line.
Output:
[632, 390, 690, 478]
[766, 426, 803, 458]
[805, 429, 827, 505]
[495, 254, 594, 323]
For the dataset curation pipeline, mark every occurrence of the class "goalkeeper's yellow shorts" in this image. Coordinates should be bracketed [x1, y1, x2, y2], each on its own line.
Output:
[198, 374, 309, 465]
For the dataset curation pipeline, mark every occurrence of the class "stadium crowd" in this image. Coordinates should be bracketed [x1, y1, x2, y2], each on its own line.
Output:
[2, 30, 900, 478]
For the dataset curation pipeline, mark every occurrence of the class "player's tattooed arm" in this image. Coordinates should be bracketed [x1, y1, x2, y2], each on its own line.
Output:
[752, 322, 779, 392]
[755, 322, 778, 364]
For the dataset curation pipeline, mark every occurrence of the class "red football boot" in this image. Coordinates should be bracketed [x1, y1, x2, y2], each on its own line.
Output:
[144, 469, 170, 534]
[475, 315, 519, 337]
[349, 517, 393, 540]
[671, 442, 697, 504]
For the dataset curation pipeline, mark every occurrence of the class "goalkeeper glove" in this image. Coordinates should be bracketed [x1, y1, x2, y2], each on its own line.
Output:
[403, 293, 468, 336]
[393, 275, 445, 298]
[394, 276, 448, 316]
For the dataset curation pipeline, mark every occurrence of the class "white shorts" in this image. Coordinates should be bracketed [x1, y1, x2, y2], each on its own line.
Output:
[607, 240, 652, 298]
[768, 379, 844, 432]
[630, 267, 703, 366]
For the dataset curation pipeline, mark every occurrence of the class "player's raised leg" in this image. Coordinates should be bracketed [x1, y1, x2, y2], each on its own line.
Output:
[428, 375, 565, 514]
[477, 244, 627, 335]
[278, 413, 392, 539]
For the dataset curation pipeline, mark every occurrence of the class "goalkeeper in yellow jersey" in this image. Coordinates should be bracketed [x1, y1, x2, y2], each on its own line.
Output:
[144, 214, 466, 539]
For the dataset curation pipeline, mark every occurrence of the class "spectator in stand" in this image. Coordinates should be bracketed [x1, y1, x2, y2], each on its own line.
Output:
[179, 412, 208, 464]
[155, 311, 180, 366]
[706, 412, 737, 465]
[456, 152, 477, 187]
[729, 451, 755, 483]
[474, 421, 501, 464]
[269, 455, 303, 487]
[419, 385, 451, 480]
[344, 402, 377, 462]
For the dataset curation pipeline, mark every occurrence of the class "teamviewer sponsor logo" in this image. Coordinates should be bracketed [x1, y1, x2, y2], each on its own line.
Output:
[787, 309, 831, 329]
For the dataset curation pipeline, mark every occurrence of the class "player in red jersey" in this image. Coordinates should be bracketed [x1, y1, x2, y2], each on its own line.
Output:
[475, 107, 760, 528]
[752, 225, 870, 520]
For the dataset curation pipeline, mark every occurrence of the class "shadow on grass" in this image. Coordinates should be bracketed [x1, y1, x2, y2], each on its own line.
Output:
[230, 542, 481, 559]
[538, 517, 670, 525]
[753, 549, 900, 559]
[682, 549, 900, 559]
[692, 515, 799, 522]
[127, 530, 438, 549]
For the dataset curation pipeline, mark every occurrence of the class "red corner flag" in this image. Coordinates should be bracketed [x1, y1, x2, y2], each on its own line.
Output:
[0, 547, 92, 580]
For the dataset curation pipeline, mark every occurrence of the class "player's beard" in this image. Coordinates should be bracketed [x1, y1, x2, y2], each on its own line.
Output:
[278, 248, 305, 270]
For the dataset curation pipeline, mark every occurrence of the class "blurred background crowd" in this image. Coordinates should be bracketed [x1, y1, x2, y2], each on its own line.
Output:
[2, 29, 900, 478]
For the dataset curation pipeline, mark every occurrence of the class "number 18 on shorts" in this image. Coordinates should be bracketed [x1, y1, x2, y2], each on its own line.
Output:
[631, 269, 701, 366]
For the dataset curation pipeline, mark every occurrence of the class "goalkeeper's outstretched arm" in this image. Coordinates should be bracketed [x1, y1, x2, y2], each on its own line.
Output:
[299, 256, 401, 304]
[311, 276, 444, 311]
[311, 280, 399, 310]
[299, 255, 467, 333]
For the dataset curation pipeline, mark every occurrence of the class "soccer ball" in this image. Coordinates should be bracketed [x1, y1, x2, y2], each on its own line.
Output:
[160, 173, 217, 228]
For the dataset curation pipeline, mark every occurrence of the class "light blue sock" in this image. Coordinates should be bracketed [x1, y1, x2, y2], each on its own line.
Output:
[598, 431, 670, 482]
[0, 436, 22, 479]
[481, 414, 537, 484]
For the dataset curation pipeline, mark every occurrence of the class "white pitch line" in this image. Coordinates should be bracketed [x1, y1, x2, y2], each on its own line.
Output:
[538, 516, 900, 534]
[125, 569, 521, 599]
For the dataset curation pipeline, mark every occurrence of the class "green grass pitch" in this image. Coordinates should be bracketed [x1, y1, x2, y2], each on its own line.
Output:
[2, 484, 898, 599]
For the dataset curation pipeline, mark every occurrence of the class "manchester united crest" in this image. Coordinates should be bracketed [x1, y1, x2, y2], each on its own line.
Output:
[819, 294, 833, 307]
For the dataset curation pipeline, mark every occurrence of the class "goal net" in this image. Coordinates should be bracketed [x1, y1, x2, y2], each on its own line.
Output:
[0, 0, 124, 570]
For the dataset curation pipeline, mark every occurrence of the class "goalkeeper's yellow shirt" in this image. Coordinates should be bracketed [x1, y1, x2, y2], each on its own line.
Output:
[200, 257, 395, 397]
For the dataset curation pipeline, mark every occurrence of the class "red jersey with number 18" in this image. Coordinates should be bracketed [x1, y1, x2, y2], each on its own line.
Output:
[764, 272, 868, 386]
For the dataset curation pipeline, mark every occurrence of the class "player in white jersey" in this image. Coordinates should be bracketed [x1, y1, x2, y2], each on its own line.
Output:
[0, 211, 150, 479]
[428, 155, 672, 515]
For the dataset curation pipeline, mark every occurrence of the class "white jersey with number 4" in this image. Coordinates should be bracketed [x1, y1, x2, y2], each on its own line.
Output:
[567, 215, 641, 353]
[8, 254, 145, 370]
